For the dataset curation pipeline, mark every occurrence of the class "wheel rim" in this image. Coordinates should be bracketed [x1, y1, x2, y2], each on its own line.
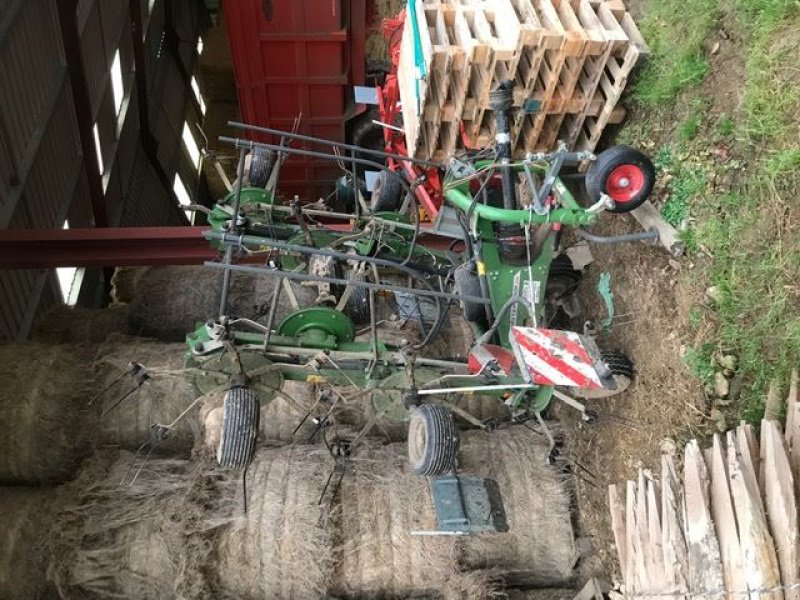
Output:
[576, 373, 633, 399]
[408, 412, 428, 466]
[605, 164, 645, 203]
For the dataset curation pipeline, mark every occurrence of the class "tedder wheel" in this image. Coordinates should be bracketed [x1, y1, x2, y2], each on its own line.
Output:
[545, 253, 582, 328]
[585, 146, 655, 213]
[454, 263, 487, 325]
[248, 146, 273, 188]
[344, 270, 371, 325]
[407, 404, 459, 476]
[577, 350, 635, 399]
[371, 170, 404, 213]
[217, 387, 261, 469]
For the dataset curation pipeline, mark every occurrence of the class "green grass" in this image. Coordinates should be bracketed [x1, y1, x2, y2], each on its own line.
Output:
[661, 162, 709, 227]
[734, 0, 800, 139]
[679, 113, 702, 141]
[635, 0, 720, 104]
[624, 0, 800, 424]
[715, 115, 735, 137]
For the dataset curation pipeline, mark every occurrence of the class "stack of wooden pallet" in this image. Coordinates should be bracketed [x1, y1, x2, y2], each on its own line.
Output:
[397, 0, 647, 161]
[609, 369, 800, 598]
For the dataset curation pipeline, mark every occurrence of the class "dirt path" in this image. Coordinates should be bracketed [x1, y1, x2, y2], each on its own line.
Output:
[556, 218, 709, 579]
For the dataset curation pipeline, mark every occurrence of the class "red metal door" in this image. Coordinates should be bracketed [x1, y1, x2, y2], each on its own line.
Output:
[224, 0, 366, 201]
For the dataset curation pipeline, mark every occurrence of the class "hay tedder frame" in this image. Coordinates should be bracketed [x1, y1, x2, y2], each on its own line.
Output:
[178, 87, 662, 533]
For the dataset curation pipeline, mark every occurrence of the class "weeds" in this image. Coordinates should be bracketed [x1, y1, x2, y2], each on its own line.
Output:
[661, 163, 708, 227]
[624, 0, 800, 424]
[635, 0, 720, 104]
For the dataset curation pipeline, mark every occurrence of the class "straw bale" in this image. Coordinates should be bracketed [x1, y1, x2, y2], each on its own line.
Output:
[0, 488, 59, 599]
[123, 266, 317, 341]
[0, 343, 94, 484]
[333, 442, 462, 598]
[93, 337, 199, 456]
[48, 451, 210, 599]
[215, 446, 335, 599]
[111, 267, 146, 304]
[458, 427, 579, 586]
[32, 305, 131, 343]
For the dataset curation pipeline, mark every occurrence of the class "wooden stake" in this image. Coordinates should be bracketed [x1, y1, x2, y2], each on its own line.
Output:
[762, 420, 799, 600]
[683, 440, 725, 594]
[709, 434, 747, 595]
[727, 430, 783, 599]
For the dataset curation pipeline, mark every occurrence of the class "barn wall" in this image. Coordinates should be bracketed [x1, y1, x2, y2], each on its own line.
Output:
[0, 0, 208, 340]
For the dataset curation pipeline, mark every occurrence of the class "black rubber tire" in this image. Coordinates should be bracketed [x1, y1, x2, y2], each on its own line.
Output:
[548, 253, 581, 280]
[344, 270, 371, 325]
[248, 147, 273, 188]
[577, 350, 634, 399]
[545, 254, 582, 328]
[217, 387, 261, 469]
[352, 111, 387, 172]
[453, 263, 487, 324]
[371, 170, 404, 213]
[407, 404, 459, 476]
[585, 146, 655, 213]
[601, 350, 634, 379]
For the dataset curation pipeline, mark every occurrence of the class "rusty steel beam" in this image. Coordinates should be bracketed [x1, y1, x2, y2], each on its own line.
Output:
[0, 223, 456, 269]
[0, 227, 215, 268]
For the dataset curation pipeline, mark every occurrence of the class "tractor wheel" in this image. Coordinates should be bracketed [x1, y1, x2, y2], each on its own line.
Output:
[545, 254, 582, 328]
[577, 350, 635, 399]
[408, 404, 459, 476]
[344, 270, 371, 325]
[585, 146, 655, 213]
[248, 146, 273, 188]
[371, 170, 404, 213]
[352, 111, 387, 172]
[217, 387, 261, 469]
[454, 263, 487, 325]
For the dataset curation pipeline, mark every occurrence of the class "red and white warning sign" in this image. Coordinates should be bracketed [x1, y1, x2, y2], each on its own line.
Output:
[510, 327, 605, 389]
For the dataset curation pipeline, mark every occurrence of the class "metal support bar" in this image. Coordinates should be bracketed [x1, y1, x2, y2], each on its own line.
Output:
[227, 121, 442, 169]
[56, 0, 107, 227]
[129, 0, 187, 225]
[203, 261, 489, 305]
[0, 227, 217, 268]
[220, 136, 413, 195]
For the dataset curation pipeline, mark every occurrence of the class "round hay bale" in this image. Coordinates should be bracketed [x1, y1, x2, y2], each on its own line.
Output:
[123, 266, 317, 341]
[111, 267, 147, 304]
[458, 427, 578, 586]
[93, 337, 200, 456]
[48, 452, 212, 599]
[214, 446, 335, 599]
[0, 488, 59, 599]
[333, 442, 463, 598]
[31, 305, 131, 343]
[0, 344, 94, 484]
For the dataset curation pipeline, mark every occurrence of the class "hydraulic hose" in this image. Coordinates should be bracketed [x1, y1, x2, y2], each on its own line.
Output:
[489, 81, 517, 210]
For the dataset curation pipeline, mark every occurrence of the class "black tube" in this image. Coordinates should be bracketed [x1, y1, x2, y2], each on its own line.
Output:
[219, 136, 414, 195]
[574, 228, 660, 245]
[227, 121, 443, 169]
[204, 261, 491, 305]
[206, 231, 445, 283]
[489, 81, 517, 211]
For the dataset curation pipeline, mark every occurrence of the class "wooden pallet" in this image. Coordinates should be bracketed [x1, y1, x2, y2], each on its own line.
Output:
[397, 0, 648, 160]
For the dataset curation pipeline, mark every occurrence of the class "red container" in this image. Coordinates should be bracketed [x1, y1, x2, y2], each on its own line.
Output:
[225, 0, 366, 200]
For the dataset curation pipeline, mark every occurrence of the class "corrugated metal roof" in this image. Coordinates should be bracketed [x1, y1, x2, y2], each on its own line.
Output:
[0, 0, 65, 169]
